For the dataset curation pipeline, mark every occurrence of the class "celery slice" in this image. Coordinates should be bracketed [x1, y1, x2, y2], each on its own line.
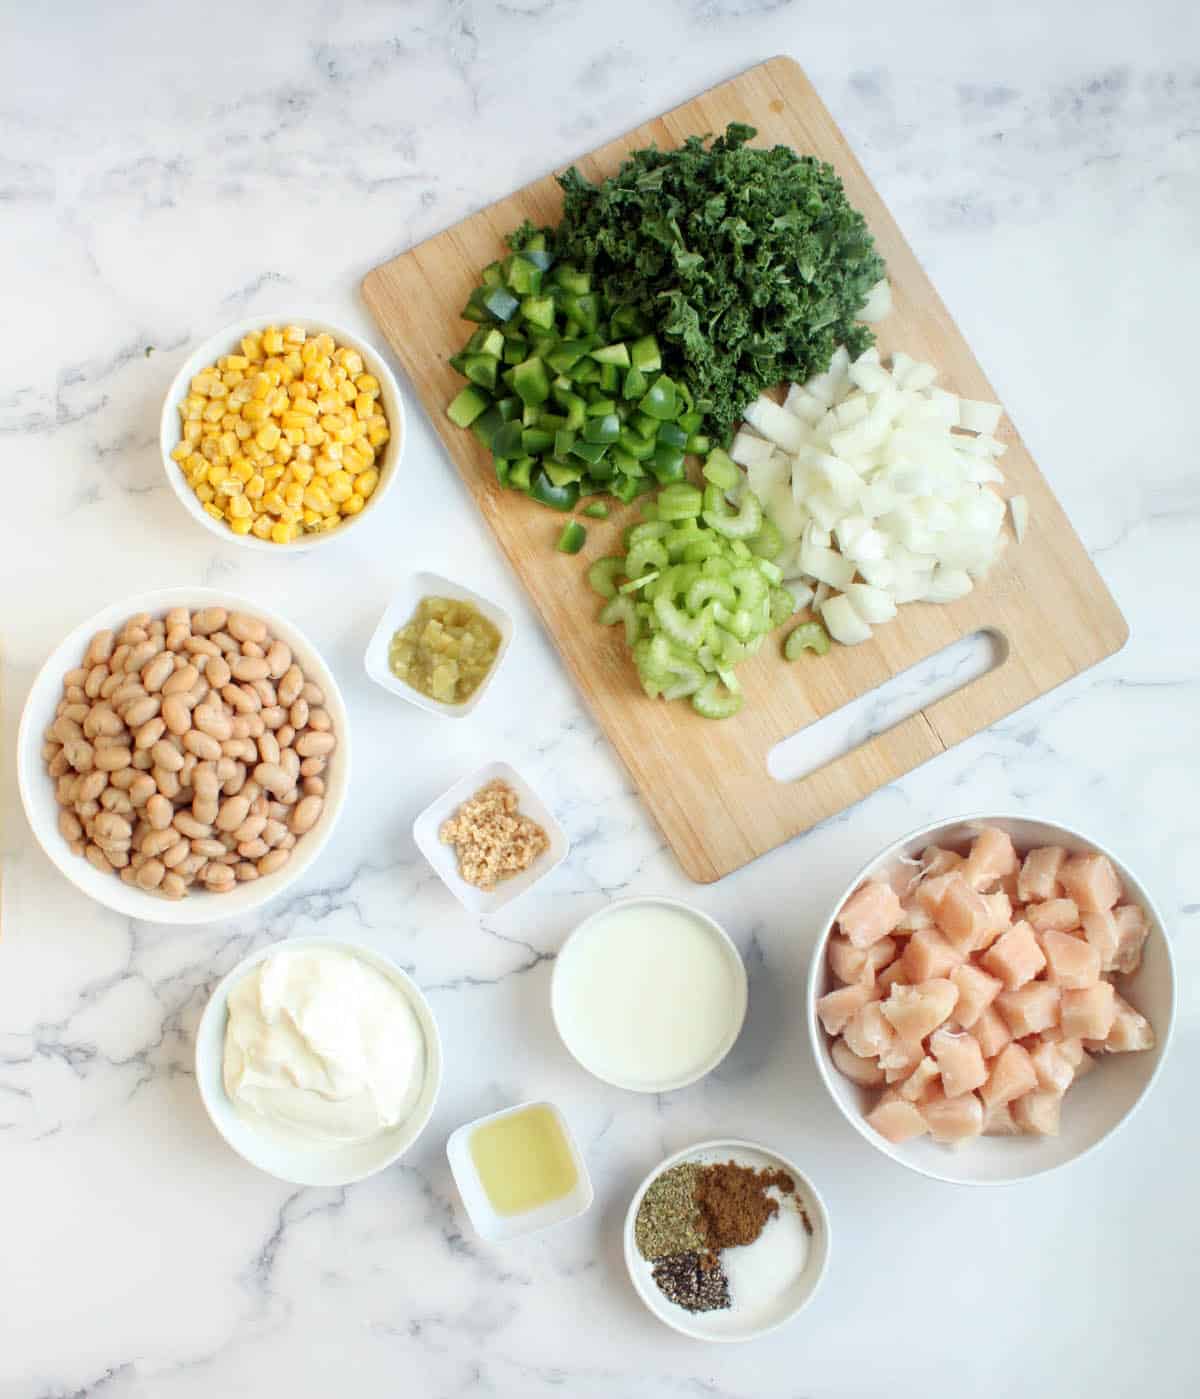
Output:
[587, 556, 625, 598]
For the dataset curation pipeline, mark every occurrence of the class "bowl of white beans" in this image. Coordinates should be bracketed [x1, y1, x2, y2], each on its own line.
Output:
[17, 588, 350, 924]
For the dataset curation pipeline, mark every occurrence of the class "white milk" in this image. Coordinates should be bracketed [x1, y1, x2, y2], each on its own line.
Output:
[554, 903, 744, 1089]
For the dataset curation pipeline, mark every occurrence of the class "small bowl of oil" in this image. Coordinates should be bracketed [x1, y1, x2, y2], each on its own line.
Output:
[446, 1101, 593, 1242]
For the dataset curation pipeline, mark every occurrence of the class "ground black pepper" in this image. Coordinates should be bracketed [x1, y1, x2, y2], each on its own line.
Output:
[650, 1252, 731, 1313]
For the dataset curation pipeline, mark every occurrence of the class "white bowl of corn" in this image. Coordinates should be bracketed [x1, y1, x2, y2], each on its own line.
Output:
[160, 314, 404, 551]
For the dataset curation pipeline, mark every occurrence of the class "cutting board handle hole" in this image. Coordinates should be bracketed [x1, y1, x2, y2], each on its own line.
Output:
[766, 628, 1007, 784]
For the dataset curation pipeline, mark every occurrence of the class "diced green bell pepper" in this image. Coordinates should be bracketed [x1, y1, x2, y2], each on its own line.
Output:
[447, 385, 490, 428]
[555, 520, 587, 554]
[530, 468, 579, 511]
[512, 356, 551, 407]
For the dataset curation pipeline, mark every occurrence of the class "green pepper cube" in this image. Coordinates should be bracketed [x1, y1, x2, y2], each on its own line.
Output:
[512, 356, 551, 407]
[505, 254, 543, 296]
[447, 385, 490, 429]
[520, 295, 556, 331]
[656, 421, 688, 450]
[640, 374, 678, 421]
[590, 342, 631, 368]
[481, 286, 520, 322]
[463, 353, 498, 392]
[622, 366, 648, 401]
[556, 520, 587, 554]
[582, 413, 621, 445]
[530, 469, 579, 511]
[630, 335, 662, 374]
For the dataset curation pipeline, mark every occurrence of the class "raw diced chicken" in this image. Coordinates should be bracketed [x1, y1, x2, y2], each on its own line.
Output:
[950, 963, 1003, 1029]
[973, 1005, 1013, 1059]
[1013, 1088, 1062, 1136]
[1104, 993, 1155, 1052]
[981, 921, 1047, 990]
[929, 1028, 988, 1098]
[1029, 1039, 1075, 1094]
[1017, 845, 1067, 903]
[902, 927, 964, 981]
[1080, 910, 1120, 971]
[1060, 982, 1116, 1041]
[920, 846, 964, 879]
[896, 903, 935, 934]
[979, 1042, 1038, 1109]
[897, 1055, 941, 1102]
[866, 1097, 930, 1144]
[1026, 899, 1081, 934]
[880, 978, 959, 1042]
[916, 872, 961, 917]
[1059, 853, 1122, 914]
[920, 1090, 984, 1143]
[998, 870, 1022, 905]
[964, 826, 1018, 890]
[839, 880, 903, 948]
[980, 891, 1013, 948]
[1111, 904, 1150, 975]
[881, 1037, 926, 1081]
[1041, 928, 1101, 989]
[829, 933, 896, 985]
[877, 960, 909, 994]
[995, 983, 1061, 1038]
[934, 874, 993, 952]
[885, 858, 924, 899]
[817, 982, 876, 1036]
[831, 1036, 885, 1085]
[843, 1002, 896, 1060]
[983, 1100, 1022, 1136]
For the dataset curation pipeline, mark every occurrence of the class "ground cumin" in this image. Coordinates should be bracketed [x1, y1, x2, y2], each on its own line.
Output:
[694, 1160, 795, 1251]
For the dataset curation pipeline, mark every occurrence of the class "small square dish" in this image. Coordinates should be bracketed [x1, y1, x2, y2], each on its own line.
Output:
[413, 760, 569, 915]
[447, 1100, 593, 1243]
[364, 571, 514, 718]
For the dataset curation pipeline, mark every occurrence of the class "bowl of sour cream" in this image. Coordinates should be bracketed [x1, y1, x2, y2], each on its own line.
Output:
[195, 936, 442, 1186]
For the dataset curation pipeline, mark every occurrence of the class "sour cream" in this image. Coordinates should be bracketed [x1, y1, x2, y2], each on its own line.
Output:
[223, 946, 425, 1145]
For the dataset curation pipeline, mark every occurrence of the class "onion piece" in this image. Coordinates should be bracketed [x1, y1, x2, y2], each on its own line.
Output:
[858, 277, 893, 323]
[821, 594, 873, 645]
[1009, 494, 1029, 542]
[959, 398, 1003, 434]
[844, 583, 898, 624]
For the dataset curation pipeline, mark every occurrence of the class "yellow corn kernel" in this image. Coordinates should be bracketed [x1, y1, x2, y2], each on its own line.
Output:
[262, 489, 286, 515]
[293, 444, 313, 464]
[283, 482, 304, 510]
[217, 431, 238, 460]
[314, 451, 339, 477]
[332, 363, 348, 383]
[182, 420, 203, 445]
[242, 400, 269, 424]
[207, 461, 229, 484]
[217, 477, 243, 497]
[245, 474, 266, 500]
[262, 328, 284, 355]
[341, 493, 365, 516]
[224, 353, 251, 372]
[283, 425, 305, 445]
[354, 373, 379, 395]
[241, 333, 264, 360]
[275, 439, 293, 464]
[190, 372, 217, 396]
[195, 483, 215, 504]
[318, 514, 342, 532]
[200, 437, 220, 463]
[290, 460, 314, 485]
[291, 396, 319, 418]
[170, 442, 191, 462]
[187, 465, 209, 488]
[282, 324, 305, 345]
[367, 424, 390, 448]
[342, 445, 365, 475]
[304, 425, 326, 448]
[280, 412, 308, 432]
[355, 469, 379, 498]
[302, 484, 332, 513]
[228, 494, 253, 519]
[251, 515, 273, 539]
[279, 504, 302, 524]
[200, 423, 220, 440]
[250, 372, 272, 400]
[202, 400, 225, 423]
[336, 379, 356, 405]
[267, 388, 288, 416]
[326, 469, 353, 503]
[317, 367, 336, 393]
[230, 515, 253, 535]
[311, 332, 333, 357]
[231, 457, 255, 485]
[203, 503, 225, 522]
[263, 464, 286, 483]
[270, 520, 294, 544]
[353, 392, 377, 418]
[338, 348, 364, 376]
[302, 507, 322, 528]
[256, 422, 281, 451]
[262, 360, 284, 381]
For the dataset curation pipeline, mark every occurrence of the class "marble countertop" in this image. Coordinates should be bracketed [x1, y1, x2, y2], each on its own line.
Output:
[2, 2, 1197, 1395]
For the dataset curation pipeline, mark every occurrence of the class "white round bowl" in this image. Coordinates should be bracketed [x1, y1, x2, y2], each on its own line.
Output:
[806, 814, 1177, 1186]
[550, 896, 748, 1094]
[159, 313, 405, 553]
[623, 1138, 830, 1342]
[195, 936, 442, 1186]
[17, 587, 350, 925]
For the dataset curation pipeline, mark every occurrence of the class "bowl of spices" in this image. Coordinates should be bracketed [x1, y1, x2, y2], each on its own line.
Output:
[624, 1140, 830, 1342]
[413, 760, 569, 914]
[365, 571, 512, 717]
[447, 1100, 593, 1242]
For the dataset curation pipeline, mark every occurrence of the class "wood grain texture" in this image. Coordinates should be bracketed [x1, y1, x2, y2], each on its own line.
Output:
[363, 56, 1127, 884]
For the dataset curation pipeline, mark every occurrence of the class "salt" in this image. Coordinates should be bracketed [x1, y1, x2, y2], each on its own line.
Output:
[719, 1188, 812, 1312]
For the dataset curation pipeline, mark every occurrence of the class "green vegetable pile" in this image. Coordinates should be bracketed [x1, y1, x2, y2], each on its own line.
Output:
[587, 450, 796, 719]
[554, 122, 885, 443]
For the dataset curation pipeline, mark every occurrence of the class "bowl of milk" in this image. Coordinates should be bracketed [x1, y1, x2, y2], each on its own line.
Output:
[550, 897, 748, 1093]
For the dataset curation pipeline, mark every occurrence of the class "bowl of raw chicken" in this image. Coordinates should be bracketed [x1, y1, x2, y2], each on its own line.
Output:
[807, 815, 1175, 1185]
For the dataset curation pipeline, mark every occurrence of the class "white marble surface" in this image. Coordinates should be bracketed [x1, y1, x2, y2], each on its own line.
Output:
[2, 2, 1198, 1395]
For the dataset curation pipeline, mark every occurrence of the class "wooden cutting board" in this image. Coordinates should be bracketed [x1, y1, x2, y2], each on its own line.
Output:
[363, 56, 1127, 884]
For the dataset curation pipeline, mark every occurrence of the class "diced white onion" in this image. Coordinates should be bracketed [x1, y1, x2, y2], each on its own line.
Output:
[858, 277, 893, 323]
[821, 594, 873, 645]
[740, 348, 1027, 647]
